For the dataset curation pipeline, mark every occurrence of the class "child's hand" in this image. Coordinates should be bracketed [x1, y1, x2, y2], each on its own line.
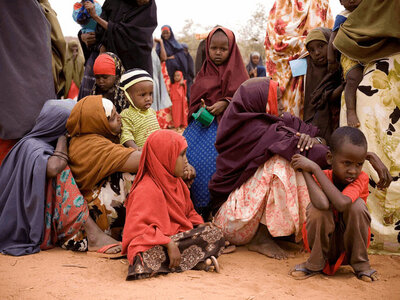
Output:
[328, 60, 340, 73]
[183, 163, 196, 188]
[166, 241, 181, 270]
[296, 132, 317, 152]
[200, 99, 206, 108]
[291, 154, 317, 173]
[346, 109, 360, 127]
[207, 100, 229, 116]
[84, 1, 96, 18]
[366, 152, 392, 189]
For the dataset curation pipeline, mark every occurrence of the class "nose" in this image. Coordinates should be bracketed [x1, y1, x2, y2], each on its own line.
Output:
[347, 166, 357, 175]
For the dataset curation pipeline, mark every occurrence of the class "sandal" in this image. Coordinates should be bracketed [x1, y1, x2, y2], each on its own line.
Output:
[87, 242, 125, 259]
[289, 263, 321, 280]
[356, 269, 378, 282]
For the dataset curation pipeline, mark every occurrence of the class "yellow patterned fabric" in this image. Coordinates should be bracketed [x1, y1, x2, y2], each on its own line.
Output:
[120, 106, 160, 147]
[340, 54, 361, 79]
[340, 54, 400, 254]
[264, 0, 333, 117]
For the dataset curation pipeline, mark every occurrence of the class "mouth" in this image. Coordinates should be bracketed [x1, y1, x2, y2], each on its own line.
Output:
[345, 177, 355, 183]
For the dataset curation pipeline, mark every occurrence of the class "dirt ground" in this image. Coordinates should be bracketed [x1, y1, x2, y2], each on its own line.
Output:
[1, 245, 399, 300]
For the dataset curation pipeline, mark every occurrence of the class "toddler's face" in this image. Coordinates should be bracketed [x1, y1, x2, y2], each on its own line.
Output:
[127, 81, 154, 111]
[174, 72, 182, 82]
[340, 0, 362, 12]
[329, 141, 366, 187]
[95, 74, 116, 93]
[108, 106, 122, 135]
[209, 32, 229, 66]
[174, 148, 187, 178]
[306, 40, 328, 66]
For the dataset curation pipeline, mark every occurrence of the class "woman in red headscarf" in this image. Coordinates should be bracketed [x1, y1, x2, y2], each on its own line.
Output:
[182, 27, 249, 218]
[122, 130, 225, 280]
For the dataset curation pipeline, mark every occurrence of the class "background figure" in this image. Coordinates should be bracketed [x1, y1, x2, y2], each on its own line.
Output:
[64, 40, 85, 100]
[195, 38, 207, 76]
[0, 0, 55, 163]
[264, 0, 333, 117]
[170, 71, 188, 129]
[256, 66, 267, 77]
[151, 49, 172, 112]
[246, 51, 264, 78]
[181, 43, 195, 100]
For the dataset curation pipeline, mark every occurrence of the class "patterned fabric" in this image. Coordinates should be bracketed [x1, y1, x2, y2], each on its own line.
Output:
[214, 155, 310, 244]
[183, 120, 218, 210]
[264, 0, 333, 117]
[120, 106, 160, 147]
[127, 225, 225, 280]
[41, 167, 89, 250]
[339, 54, 400, 254]
[341, 54, 362, 79]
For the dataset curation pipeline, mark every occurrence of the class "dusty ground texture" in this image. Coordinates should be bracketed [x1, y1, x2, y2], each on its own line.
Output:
[1, 246, 399, 300]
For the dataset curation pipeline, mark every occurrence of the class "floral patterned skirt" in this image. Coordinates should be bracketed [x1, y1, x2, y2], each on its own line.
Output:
[214, 155, 310, 245]
[127, 225, 225, 280]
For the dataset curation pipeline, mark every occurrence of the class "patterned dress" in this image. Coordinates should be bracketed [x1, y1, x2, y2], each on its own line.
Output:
[339, 54, 400, 254]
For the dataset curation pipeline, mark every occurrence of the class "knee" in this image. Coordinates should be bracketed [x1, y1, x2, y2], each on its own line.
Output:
[347, 198, 371, 221]
[306, 204, 334, 225]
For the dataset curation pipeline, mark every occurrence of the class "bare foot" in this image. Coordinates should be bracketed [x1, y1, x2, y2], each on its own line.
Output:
[84, 216, 122, 254]
[346, 110, 360, 127]
[247, 224, 288, 260]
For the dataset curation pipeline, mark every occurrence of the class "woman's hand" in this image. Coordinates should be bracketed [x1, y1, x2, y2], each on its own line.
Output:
[165, 241, 181, 270]
[291, 154, 318, 173]
[366, 152, 392, 189]
[206, 100, 229, 116]
[81, 32, 96, 47]
[296, 132, 321, 152]
[84, 1, 96, 18]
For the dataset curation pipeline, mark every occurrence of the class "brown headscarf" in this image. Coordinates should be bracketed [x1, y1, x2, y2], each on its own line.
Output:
[188, 27, 249, 121]
[66, 95, 134, 197]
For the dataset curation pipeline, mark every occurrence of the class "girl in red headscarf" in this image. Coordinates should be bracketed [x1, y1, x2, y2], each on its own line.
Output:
[169, 70, 188, 129]
[122, 130, 225, 280]
[182, 27, 249, 218]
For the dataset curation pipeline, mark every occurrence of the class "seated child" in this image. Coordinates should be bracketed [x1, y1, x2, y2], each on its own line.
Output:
[73, 0, 102, 33]
[328, 0, 363, 127]
[92, 52, 128, 113]
[120, 69, 160, 150]
[290, 126, 378, 282]
[169, 70, 188, 129]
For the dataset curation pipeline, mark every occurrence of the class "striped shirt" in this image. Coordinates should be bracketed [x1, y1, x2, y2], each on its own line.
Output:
[120, 106, 160, 147]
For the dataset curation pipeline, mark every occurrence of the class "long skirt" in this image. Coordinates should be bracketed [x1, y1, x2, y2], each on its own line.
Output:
[339, 54, 400, 254]
[214, 155, 310, 244]
[183, 119, 218, 214]
[127, 225, 225, 280]
[64, 172, 135, 251]
[41, 166, 89, 250]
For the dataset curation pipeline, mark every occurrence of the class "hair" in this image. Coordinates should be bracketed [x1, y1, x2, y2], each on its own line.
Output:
[329, 126, 367, 153]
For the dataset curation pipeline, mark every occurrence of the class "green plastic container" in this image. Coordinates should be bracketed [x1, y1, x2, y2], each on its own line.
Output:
[192, 107, 215, 127]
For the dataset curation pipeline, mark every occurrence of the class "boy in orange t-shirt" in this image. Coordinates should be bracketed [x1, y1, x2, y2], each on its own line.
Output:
[289, 126, 378, 282]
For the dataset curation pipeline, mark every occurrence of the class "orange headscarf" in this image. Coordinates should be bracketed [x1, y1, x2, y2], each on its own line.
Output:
[66, 95, 134, 198]
[122, 130, 203, 264]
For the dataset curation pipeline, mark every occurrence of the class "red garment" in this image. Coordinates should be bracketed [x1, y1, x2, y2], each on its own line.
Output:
[122, 130, 204, 264]
[188, 27, 249, 122]
[67, 80, 79, 100]
[267, 80, 279, 116]
[170, 73, 188, 128]
[303, 169, 370, 275]
[0, 139, 17, 166]
[93, 53, 116, 75]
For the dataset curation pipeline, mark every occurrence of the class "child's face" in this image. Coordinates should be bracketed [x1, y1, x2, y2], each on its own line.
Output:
[174, 148, 187, 178]
[174, 72, 182, 82]
[95, 74, 117, 93]
[108, 106, 122, 135]
[127, 80, 154, 111]
[328, 140, 367, 187]
[209, 32, 229, 65]
[340, 0, 362, 12]
[251, 55, 260, 65]
[306, 40, 328, 66]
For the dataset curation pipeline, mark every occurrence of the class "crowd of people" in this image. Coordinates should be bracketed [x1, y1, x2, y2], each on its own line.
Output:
[0, 0, 399, 283]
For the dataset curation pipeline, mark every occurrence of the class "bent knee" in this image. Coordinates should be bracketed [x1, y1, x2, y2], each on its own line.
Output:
[306, 203, 334, 224]
[347, 198, 370, 219]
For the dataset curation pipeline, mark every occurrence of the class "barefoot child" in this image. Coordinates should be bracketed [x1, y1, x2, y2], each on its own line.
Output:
[290, 126, 378, 282]
[170, 70, 188, 129]
[327, 0, 363, 127]
[119, 68, 160, 150]
[122, 130, 225, 280]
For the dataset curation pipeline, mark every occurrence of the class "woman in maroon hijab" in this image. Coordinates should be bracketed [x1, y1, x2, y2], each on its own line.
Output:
[182, 27, 248, 218]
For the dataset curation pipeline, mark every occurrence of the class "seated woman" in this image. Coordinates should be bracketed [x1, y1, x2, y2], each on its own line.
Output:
[66, 95, 142, 255]
[122, 130, 225, 280]
[209, 77, 329, 259]
[0, 100, 114, 256]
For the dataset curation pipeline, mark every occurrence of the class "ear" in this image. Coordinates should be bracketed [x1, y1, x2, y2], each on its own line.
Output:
[326, 151, 333, 165]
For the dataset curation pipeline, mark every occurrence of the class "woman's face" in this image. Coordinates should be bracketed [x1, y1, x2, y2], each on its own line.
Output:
[307, 40, 328, 66]
[174, 148, 187, 178]
[161, 29, 171, 40]
[209, 32, 229, 65]
[108, 106, 122, 135]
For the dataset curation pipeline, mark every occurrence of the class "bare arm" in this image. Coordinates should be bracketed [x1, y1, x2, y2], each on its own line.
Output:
[155, 38, 167, 62]
[85, 1, 108, 30]
[329, 82, 345, 102]
[327, 31, 340, 73]
[302, 171, 330, 210]
[46, 136, 68, 178]
[119, 150, 142, 173]
[123, 140, 140, 151]
[366, 152, 392, 189]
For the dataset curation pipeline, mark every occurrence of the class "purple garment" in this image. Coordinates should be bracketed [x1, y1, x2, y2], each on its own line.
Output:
[0, 100, 75, 256]
[209, 77, 329, 211]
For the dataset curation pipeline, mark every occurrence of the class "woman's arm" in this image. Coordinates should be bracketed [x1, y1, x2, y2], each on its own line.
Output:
[85, 1, 108, 30]
[46, 136, 68, 178]
[327, 31, 340, 73]
[366, 151, 392, 189]
[119, 150, 142, 173]
[155, 38, 167, 62]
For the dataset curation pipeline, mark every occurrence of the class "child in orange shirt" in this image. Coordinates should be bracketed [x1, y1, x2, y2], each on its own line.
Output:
[290, 126, 378, 282]
[169, 70, 188, 129]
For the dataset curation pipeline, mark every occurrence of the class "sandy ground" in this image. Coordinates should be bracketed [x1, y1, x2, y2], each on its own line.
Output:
[1, 245, 399, 300]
